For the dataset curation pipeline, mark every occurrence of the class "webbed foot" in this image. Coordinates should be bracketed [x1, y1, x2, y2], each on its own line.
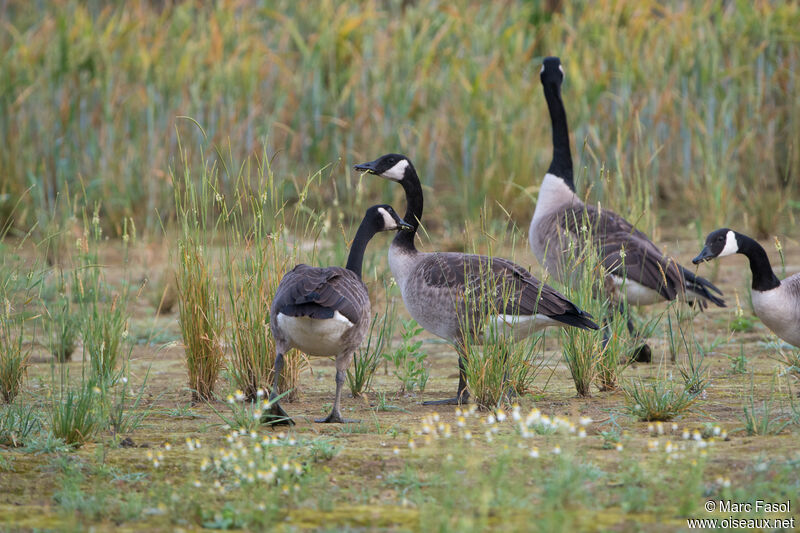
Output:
[315, 412, 359, 424]
[261, 402, 295, 426]
[422, 394, 469, 406]
[629, 344, 652, 363]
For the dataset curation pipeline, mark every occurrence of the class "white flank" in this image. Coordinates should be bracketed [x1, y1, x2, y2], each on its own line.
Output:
[751, 284, 800, 348]
[610, 275, 664, 306]
[488, 313, 562, 341]
[718, 230, 739, 258]
[276, 310, 353, 357]
[381, 159, 409, 181]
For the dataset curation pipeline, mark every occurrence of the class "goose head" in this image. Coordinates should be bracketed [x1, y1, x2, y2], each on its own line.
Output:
[540, 56, 565, 87]
[354, 153, 412, 182]
[366, 204, 414, 233]
[693, 228, 739, 264]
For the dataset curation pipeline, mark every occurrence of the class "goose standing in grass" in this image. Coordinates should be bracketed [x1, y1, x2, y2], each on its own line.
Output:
[263, 205, 413, 425]
[693, 229, 800, 348]
[355, 154, 599, 405]
[529, 56, 725, 360]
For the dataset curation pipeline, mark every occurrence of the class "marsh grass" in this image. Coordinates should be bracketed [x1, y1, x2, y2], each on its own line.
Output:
[46, 295, 79, 362]
[347, 295, 396, 398]
[773, 349, 800, 379]
[739, 374, 792, 436]
[555, 211, 634, 397]
[0, 402, 40, 447]
[173, 138, 225, 403]
[2, 2, 798, 240]
[623, 378, 699, 422]
[458, 260, 549, 409]
[177, 240, 224, 403]
[50, 377, 100, 447]
[385, 319, 429, 395]
[82, 296, 128, 381]
[668, 310, 712, 395]
[0, 308, 30, 403]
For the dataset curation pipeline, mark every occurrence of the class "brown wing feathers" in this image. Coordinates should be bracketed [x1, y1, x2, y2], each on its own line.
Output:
[421, 253, 597, 329]
[271, 264, 367, 324]
[560, 205, 693, 302]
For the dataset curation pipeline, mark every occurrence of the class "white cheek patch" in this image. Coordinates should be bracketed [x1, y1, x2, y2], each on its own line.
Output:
[381, 159, 409, 181]
[540, 64, 545, 74]
[718, 230, 739, 257]
[558, 64, 564, 75]
[377, 207, 397, 230]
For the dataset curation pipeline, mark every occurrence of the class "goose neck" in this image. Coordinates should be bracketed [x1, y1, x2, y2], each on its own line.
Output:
[738, 234, 781, 292]
[543, 82, 574, 191]
[394, 167, 423, 251]
[345, 221, 377, 278]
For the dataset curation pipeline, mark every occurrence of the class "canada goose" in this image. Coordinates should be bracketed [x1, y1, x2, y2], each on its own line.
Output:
[354, 154, 599, 405]
[529, 56, 725, 358]
[693, 229, 800, 348]
[263, 205, 414, 425]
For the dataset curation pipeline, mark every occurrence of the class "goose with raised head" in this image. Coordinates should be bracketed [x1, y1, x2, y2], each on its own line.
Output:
[529, 56, 725, 360]
[693, 229, 800, 348]
[263, 205, 414, 425]
[354, 154, 599, 406]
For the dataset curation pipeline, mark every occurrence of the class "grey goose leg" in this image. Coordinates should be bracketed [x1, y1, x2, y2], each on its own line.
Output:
[316, 367, 360, 424]
[423, 347, 470, 406]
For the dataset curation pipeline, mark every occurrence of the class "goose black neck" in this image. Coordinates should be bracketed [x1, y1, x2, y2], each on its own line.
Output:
[345, 221, 378, 278]
[737, 234, 781, 291]
[543, 82, 574, 191]
[394, 166, 423, 251]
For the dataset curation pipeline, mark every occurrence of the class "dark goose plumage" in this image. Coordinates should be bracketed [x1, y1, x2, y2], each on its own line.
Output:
[355, 153, 598, 405]
[264, 205, 413, 425]
[529, 56, 725, 310]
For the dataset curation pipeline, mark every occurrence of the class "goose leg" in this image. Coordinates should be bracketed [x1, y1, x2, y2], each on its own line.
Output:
[262, 351, 295, 426]
[423, 346, 470, 406]
[606, 303, 651, 363]
[316, 357, 359, 424]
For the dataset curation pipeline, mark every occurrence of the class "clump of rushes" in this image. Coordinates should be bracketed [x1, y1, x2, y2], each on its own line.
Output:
[667, 309, 711, 395]
[347, 294, 396, 398]
[459, 265, 548, 409]
[0, 403, 40, 447]
[739, 374, 792, 436]
[222, 155, 312, 402]
[557, 214, 630, 397]
[177, 240, 224, 403]
[173, 135, 226, 404]
[50, 378, 99, 447]
[226, 237, 298, 401]
[47, 296, 79, 363]
[0, 304, 30, 403]
[623, 378, 699, 422]
[82, 295, 127, 380]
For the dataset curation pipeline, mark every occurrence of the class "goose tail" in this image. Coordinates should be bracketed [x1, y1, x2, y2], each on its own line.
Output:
[681, 267, 726, 308]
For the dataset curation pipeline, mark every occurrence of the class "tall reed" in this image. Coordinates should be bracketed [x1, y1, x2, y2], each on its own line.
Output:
[173, 135, 225, 403]
[2, 2, 798, 238]
[221, 150, 321, 402]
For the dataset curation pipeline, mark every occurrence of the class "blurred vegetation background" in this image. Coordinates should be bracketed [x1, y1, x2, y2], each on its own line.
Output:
[1, 0, 798, 242]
